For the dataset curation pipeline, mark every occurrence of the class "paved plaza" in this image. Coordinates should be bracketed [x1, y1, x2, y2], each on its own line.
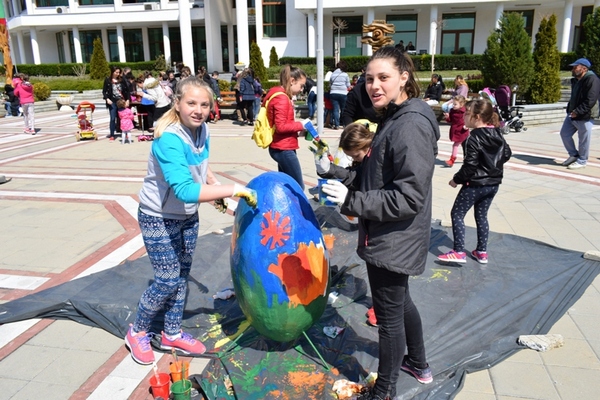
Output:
[0, 107, 599, 400]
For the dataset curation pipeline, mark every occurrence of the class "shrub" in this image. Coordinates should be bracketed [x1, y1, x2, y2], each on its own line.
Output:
[269, 46, 279, 67]
[153, 54, 168, 72]
[250, 42, 268, 84]
[32, 82, 51, 101]
[578, 8, 600, 71]
[218, 79, 232, 92]
[89, 38, 110, 80]
[528, 15, 561, 104]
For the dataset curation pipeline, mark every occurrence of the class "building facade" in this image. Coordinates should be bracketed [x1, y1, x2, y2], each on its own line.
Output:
[4, 0, 600, 74]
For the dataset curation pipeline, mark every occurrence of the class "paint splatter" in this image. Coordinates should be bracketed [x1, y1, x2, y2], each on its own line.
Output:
[429, 268, 451, 282]
[260, 210, 291, 249]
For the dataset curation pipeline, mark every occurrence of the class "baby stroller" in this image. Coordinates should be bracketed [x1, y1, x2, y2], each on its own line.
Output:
[74, 101, 98, 141]
[494, 85, 526, 133]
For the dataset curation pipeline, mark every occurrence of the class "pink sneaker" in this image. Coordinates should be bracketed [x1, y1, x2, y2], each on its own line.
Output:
[124, 324, 155, 365]
[471, 250, 488, 264]
[366, 307, 378, 327]
[161, 331, 206, 355]
[437, 250, 467, 264]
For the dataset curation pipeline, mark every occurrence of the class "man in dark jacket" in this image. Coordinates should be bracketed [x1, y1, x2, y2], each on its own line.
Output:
[340, 81, 379, 126]
[560, 58, 600, 170]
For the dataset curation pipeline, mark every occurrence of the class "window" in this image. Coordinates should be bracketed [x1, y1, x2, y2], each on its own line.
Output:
[78, 30, 102, 62]
[56, 32, 66, 63]
[333, 16, 364, 57]
[221, 25, 230, 72]
[387, 14, 418, 51]
[148, 28, 164, 61]
[441, 13, 475, 55]
[77, 0, 114, 5]
[168, 27, 183, 65]
[506, 9, 534, 37]
[124, 29, 144, 62]
[263, 1, 286, 38]
[35, 0, 67, 6]
[192, 26, 207, 72]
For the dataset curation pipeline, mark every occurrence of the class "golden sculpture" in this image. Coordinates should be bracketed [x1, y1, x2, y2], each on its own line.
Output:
[361, 20, 396, 52]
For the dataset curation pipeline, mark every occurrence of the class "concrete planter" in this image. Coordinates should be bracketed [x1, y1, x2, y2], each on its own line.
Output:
[56, 94, 74, 111]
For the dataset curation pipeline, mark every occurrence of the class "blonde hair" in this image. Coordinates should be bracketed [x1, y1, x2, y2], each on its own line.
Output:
[339, 123, 374, 152]
[279, 64, 307, 98]
[455, 75, 467, 88]
[453, 95, 466, 107]
[154, 77, 214, 138]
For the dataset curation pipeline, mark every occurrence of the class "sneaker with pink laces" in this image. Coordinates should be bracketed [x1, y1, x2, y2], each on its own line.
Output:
[161, 331, 206, 355]
[437, 250, 467, 264]
[124, 324, 155, 365]
[471, 250, 488, 264]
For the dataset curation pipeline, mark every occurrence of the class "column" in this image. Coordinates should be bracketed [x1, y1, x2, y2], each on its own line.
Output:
[29, 28, 41, 64]
[430, 5, 438, 56]
[307, 11, 315, 57]
[178, 0, 194, 72]
[101, 29, 110, 62]
[204, 0, 223, 72]
[63, 31, 72, 63]
[142, 27, 150, 61]
[235, 0, 249, 65]
[72, 27, 83, 63]
[495, 3, 504, 30]
[116, 25, 126, 62]
[366, 8, 375, 56]
[561, 0, 573, 53]
[17, 31, 26, 64]
[227, 24, 235, 72]
[11, 0, 19, 16]
[23, 0, 33, 14]
[162, 22, 171, 66]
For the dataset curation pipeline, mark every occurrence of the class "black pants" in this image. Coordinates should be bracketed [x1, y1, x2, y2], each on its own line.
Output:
[451, 184, 499, 252]
[367, 264, 427, 398]
[239, 99, 254, 122]
[137, 104, 155, 131]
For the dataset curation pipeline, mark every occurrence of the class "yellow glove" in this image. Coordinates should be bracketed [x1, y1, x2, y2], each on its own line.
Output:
[233, 183, 258, 208]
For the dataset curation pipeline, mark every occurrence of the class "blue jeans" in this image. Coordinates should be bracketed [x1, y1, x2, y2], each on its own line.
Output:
[268, 147, 304, 190]
[307, 91, 317, 119]
[253, 97, 261, 118]
[107, 101, 119, 136]
[451, 184, 499, 252]
[367, 264, 427, 399]
[134, 210, 199, 335]
[560, 116, 592, 165]
[329, 93, 347, 128]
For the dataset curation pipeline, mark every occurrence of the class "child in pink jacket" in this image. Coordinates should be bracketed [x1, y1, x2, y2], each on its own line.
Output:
[117, 99, 135, 144]
[13, 74, 35, 134]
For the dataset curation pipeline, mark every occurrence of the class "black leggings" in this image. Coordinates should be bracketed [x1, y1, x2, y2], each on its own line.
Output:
[451, 184, 499, 252]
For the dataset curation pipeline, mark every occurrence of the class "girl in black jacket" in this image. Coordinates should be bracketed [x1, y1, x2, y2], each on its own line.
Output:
[438, 99, 512, 264]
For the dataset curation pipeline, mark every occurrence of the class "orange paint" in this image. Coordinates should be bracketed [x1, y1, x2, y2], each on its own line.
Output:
[260, 210, 291, 249]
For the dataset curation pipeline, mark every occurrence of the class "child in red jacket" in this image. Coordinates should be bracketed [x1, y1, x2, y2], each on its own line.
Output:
[444, 95, 469, 167]
[13, 74, 36, 135]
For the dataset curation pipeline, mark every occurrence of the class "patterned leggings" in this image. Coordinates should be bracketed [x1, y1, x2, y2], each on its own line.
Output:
[450, 185, 499, 253]
[133, 210, 199, 336]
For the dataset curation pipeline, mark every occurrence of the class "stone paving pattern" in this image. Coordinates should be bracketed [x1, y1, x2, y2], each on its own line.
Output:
[0, 108, 599, 399]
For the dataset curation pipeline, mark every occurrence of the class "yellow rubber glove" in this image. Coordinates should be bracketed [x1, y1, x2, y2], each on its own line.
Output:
[233, 183, 258, 208]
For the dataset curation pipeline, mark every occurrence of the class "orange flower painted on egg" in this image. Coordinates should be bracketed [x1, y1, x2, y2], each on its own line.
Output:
[268, 242, 327, 307]
[260, 210, 291, 250]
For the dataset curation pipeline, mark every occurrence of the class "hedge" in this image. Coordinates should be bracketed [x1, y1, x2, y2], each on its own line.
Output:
[1, 61, 156, 77]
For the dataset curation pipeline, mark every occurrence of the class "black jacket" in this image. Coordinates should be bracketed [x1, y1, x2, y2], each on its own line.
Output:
[102, 77, 130, 104]
[321, 98, 440, 275]
[453, 127, 511, 187]
[424, 82, 442, 101]
[567, 71, 600, 120]
[341, 82, 379, 126]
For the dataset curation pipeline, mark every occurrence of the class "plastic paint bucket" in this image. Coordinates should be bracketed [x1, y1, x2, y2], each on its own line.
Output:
[170, 378, 192, 400]
[149, 372, 170, 399]
[318, 178, 340, 206]
[169, 361, 190, 382]
[323, 233, 335, 250]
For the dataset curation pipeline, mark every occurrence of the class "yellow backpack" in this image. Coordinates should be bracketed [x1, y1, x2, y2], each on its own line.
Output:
[252, 92, 286, 148]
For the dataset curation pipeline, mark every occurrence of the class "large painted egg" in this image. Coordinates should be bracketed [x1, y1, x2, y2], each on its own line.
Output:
[231, 172, 329, 342]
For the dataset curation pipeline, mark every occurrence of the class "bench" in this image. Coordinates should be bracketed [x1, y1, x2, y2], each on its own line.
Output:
[431, 92, 480, 122]
[218, 91, 237, 108]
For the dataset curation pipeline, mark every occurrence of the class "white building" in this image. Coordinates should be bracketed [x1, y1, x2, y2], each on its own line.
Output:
[4, 0, 600, 74]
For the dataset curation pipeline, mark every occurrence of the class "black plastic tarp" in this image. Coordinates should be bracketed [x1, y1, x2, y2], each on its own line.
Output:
[1, 206, 598, 399]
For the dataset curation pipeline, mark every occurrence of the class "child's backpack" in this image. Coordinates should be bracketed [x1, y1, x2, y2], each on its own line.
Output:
[252, 91, 286, 148]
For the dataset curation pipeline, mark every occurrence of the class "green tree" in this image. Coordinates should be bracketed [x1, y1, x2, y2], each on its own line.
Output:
[481, 12, 534, 95]
[578, 7, 600, 70]
[153, 54, 168, 72]
[269, 46, 279, 67]
[89, 38, 110, 80]
[528, 14, 561, 104]
[250, 42, 268, 84]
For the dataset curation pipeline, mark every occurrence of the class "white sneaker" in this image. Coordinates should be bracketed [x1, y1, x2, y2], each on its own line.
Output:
[567, 162, 586, 170]
[561, 156, 578, 166]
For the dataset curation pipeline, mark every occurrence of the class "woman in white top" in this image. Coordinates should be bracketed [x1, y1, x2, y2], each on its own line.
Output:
[329, 60, 351, 130]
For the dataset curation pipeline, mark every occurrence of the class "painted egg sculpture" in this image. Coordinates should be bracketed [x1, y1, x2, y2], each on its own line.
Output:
[231, 171, 329, 342]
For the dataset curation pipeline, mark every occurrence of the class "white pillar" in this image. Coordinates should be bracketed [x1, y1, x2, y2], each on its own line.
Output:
[113, 0, 122, 11]
[10, 0, 19, 16]
[101, 29, 110, 62]
[495, 3, 504, 30]
[307, 11, 316, 57]
[67, 0, 77, 11]
[430, 5, 438, 55]
[227, 24, 235, 72]
[366, 8, 375, 56]
[17, 31, 26, 64]
[23, 0, 32, 13]
[116, 25, 126, 62]
[63, 31, 72, 63]
[178, 0, 194, 72]
[142, 27, 150, 61]
[72, 27, 83, 63]
[204, 0, 223, 72]
[29, 28, 40, 64]
[162, 22, 171, 66]
[595, 0, 600, 10]
[561, 0, 573, 53]
[235, 0, 249, 65]
[8, 33, 17, 68]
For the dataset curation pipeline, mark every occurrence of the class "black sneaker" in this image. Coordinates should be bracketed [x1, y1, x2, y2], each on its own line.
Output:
[400, 356, 433, 384]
